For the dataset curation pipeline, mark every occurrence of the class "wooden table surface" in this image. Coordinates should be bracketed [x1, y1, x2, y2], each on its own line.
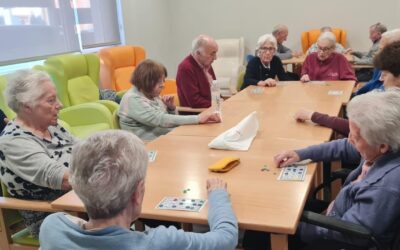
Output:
[51, 81, 355, 250]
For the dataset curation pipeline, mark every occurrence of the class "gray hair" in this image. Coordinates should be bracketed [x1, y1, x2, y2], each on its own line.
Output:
[317, 31, 337, 47]
[69, 130, 148, 219]
[256, 33, 277, 52]
[347, 89, 400, 152]
[320, 26, 333, 32]
[370, 22, 387, 34]
[6, 69, 51, 113]
[191, 34, 215, 54]
[381, 29, 400, 44]
[272, 24, 288, 36]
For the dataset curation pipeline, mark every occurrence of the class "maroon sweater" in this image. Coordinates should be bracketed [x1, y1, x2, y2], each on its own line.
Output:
[176, 55, 216, 108]
[311, 112, 350, 136]
[301, 52, 356, 81]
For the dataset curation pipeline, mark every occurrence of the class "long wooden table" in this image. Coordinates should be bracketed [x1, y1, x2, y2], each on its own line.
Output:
[51, 81, 355, 250]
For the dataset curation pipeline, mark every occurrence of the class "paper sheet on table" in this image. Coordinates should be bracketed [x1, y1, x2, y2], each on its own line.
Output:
[208, 111, 259, 151]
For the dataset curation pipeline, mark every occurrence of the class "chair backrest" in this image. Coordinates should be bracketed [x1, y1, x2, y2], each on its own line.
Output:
[98, 45, 146, 92]
[160, 79, 180, 106]
[43, 53, 101, 107]
[0, 76, 16, 119]
[301, 28, 347, 53]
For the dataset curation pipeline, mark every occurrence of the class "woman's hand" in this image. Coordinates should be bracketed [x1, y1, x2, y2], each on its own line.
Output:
[300, 74, 310, 83]
[274, 150, 300, 168]
[199, 112, 221, 124]
[294, 109, 314, 122]
[257, 78, 277, 87]
[161, 95, 176, 110]
[207, 178, 227, 193]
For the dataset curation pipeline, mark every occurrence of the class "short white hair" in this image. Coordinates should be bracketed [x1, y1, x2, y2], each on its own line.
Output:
[272, 24, 288, 36]
[317, 31, 337, 47]
[347, 89, 400, 152]
[69, 130, 148, 219]
[256, 33, 277, 53]
[191, 34, 215, 54]
[381, 29, 400, 44]
[6, 69, 51, 113]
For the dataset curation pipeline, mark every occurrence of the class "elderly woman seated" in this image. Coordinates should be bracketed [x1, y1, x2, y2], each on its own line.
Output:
[301, 31, 356, 82]
[293, 35, 400, 138]
[0, 69, 74, 237]
[274, 90, 400, 248]
[118, 59, 221, 141]
[241, 33, 296, 90]
[39, 130, 238, 249]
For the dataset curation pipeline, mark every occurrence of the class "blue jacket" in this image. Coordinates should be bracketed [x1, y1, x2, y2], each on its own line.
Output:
[353, 69, 383, 97]
[39, 189, 238, 250]
[296, 139, 400, 248]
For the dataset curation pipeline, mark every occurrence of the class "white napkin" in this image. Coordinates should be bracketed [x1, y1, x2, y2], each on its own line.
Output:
[208, 111, 259, 151]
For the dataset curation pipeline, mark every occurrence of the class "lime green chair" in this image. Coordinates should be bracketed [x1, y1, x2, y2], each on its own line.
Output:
[39, 53, 119, 114]
[0, 181, 53, 249]
[0, 76, 16, 120]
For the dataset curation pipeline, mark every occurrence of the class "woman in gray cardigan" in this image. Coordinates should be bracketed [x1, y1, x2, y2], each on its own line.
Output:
[118, 59, 220, 141]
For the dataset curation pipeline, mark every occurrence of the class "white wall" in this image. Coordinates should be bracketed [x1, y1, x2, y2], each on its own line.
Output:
[122, 0, 400, 78]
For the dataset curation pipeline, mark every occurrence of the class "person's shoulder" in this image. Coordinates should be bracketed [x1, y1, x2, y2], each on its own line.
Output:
[247, 56, 260, 65]
[178, 55, 195, 70]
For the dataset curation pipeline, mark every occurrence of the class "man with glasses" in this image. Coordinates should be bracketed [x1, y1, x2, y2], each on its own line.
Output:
[301, 32, 356, 82]
[176, 34, 218, 108]
[241, 33, 294, 90]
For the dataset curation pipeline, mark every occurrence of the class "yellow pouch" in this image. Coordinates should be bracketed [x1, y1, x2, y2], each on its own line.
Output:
[208, 157, 240, 172]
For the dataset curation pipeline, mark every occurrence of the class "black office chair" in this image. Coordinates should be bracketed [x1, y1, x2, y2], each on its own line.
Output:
[301, 210, 400, 250]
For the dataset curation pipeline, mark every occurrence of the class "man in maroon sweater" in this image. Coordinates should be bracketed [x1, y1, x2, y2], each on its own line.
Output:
[301, 31, 356, 82]
[176, 35, 218, 108]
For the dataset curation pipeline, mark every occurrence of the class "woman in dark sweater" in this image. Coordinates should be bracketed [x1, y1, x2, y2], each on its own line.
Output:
[242, 33, 294, 90]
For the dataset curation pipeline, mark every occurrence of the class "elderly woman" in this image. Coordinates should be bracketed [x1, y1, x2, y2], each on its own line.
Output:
[119, 59, 221, 141]
[241, 34, 293, 90]
[39, 130, 238, 249]
[301, 31, 356, 82]
[293, 36, 400, 137]
[0, 69, 74, 237]
[274, 90, 400, 248]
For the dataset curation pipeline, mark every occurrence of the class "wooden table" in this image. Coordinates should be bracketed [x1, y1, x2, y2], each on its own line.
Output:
[170, 82, 354, 140]
[52, 135, 322, 250]
[51, 82, 355, 250]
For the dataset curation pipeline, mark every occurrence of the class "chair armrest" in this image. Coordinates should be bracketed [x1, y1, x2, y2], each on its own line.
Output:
[176, 106, 206, 114]
[301, 211, 372, 239]
[59, 103, 113, 127]
[0, 197, 57, 212]
[96, 100, 119, 114]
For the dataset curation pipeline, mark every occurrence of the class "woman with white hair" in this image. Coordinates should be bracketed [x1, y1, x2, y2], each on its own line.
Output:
[274, 90, 400, 248]
[242, 33, 293, 90]
[0, 69, 75, 238]
[39, 130, 238, 250]
[301, 31, 356, 82]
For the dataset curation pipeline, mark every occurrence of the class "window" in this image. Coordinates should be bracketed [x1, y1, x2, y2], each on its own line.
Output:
[0, 0, 122, 68]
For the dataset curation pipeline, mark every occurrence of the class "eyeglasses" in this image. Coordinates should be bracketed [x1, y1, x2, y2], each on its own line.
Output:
[317, 46, 333, 53]
[259, 47, 276, 53]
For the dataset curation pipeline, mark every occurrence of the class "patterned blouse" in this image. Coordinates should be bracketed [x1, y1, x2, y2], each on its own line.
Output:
[0, 120, 76, 238]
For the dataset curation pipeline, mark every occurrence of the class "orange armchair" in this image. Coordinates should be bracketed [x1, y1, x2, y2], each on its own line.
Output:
[301, 28, 347, 53]
[98, 45, 146, 91]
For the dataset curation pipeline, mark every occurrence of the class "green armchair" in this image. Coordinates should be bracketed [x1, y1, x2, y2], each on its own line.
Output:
[39, 53, 119, 114]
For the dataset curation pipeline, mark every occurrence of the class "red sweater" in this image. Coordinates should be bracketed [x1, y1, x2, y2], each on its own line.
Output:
[176, 55, 216, 108]
[301, 52, 356, 81]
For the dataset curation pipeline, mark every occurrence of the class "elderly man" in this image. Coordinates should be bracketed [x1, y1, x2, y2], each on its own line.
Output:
[347, 22, 387, 65]
[176, 35, 218, 108]
[276, 90, 400, 248]
[272, 24, 300, 60]
[39, 130, 238, 249]
[347, 23, 387, 81]
[301, 31, 356, 82]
